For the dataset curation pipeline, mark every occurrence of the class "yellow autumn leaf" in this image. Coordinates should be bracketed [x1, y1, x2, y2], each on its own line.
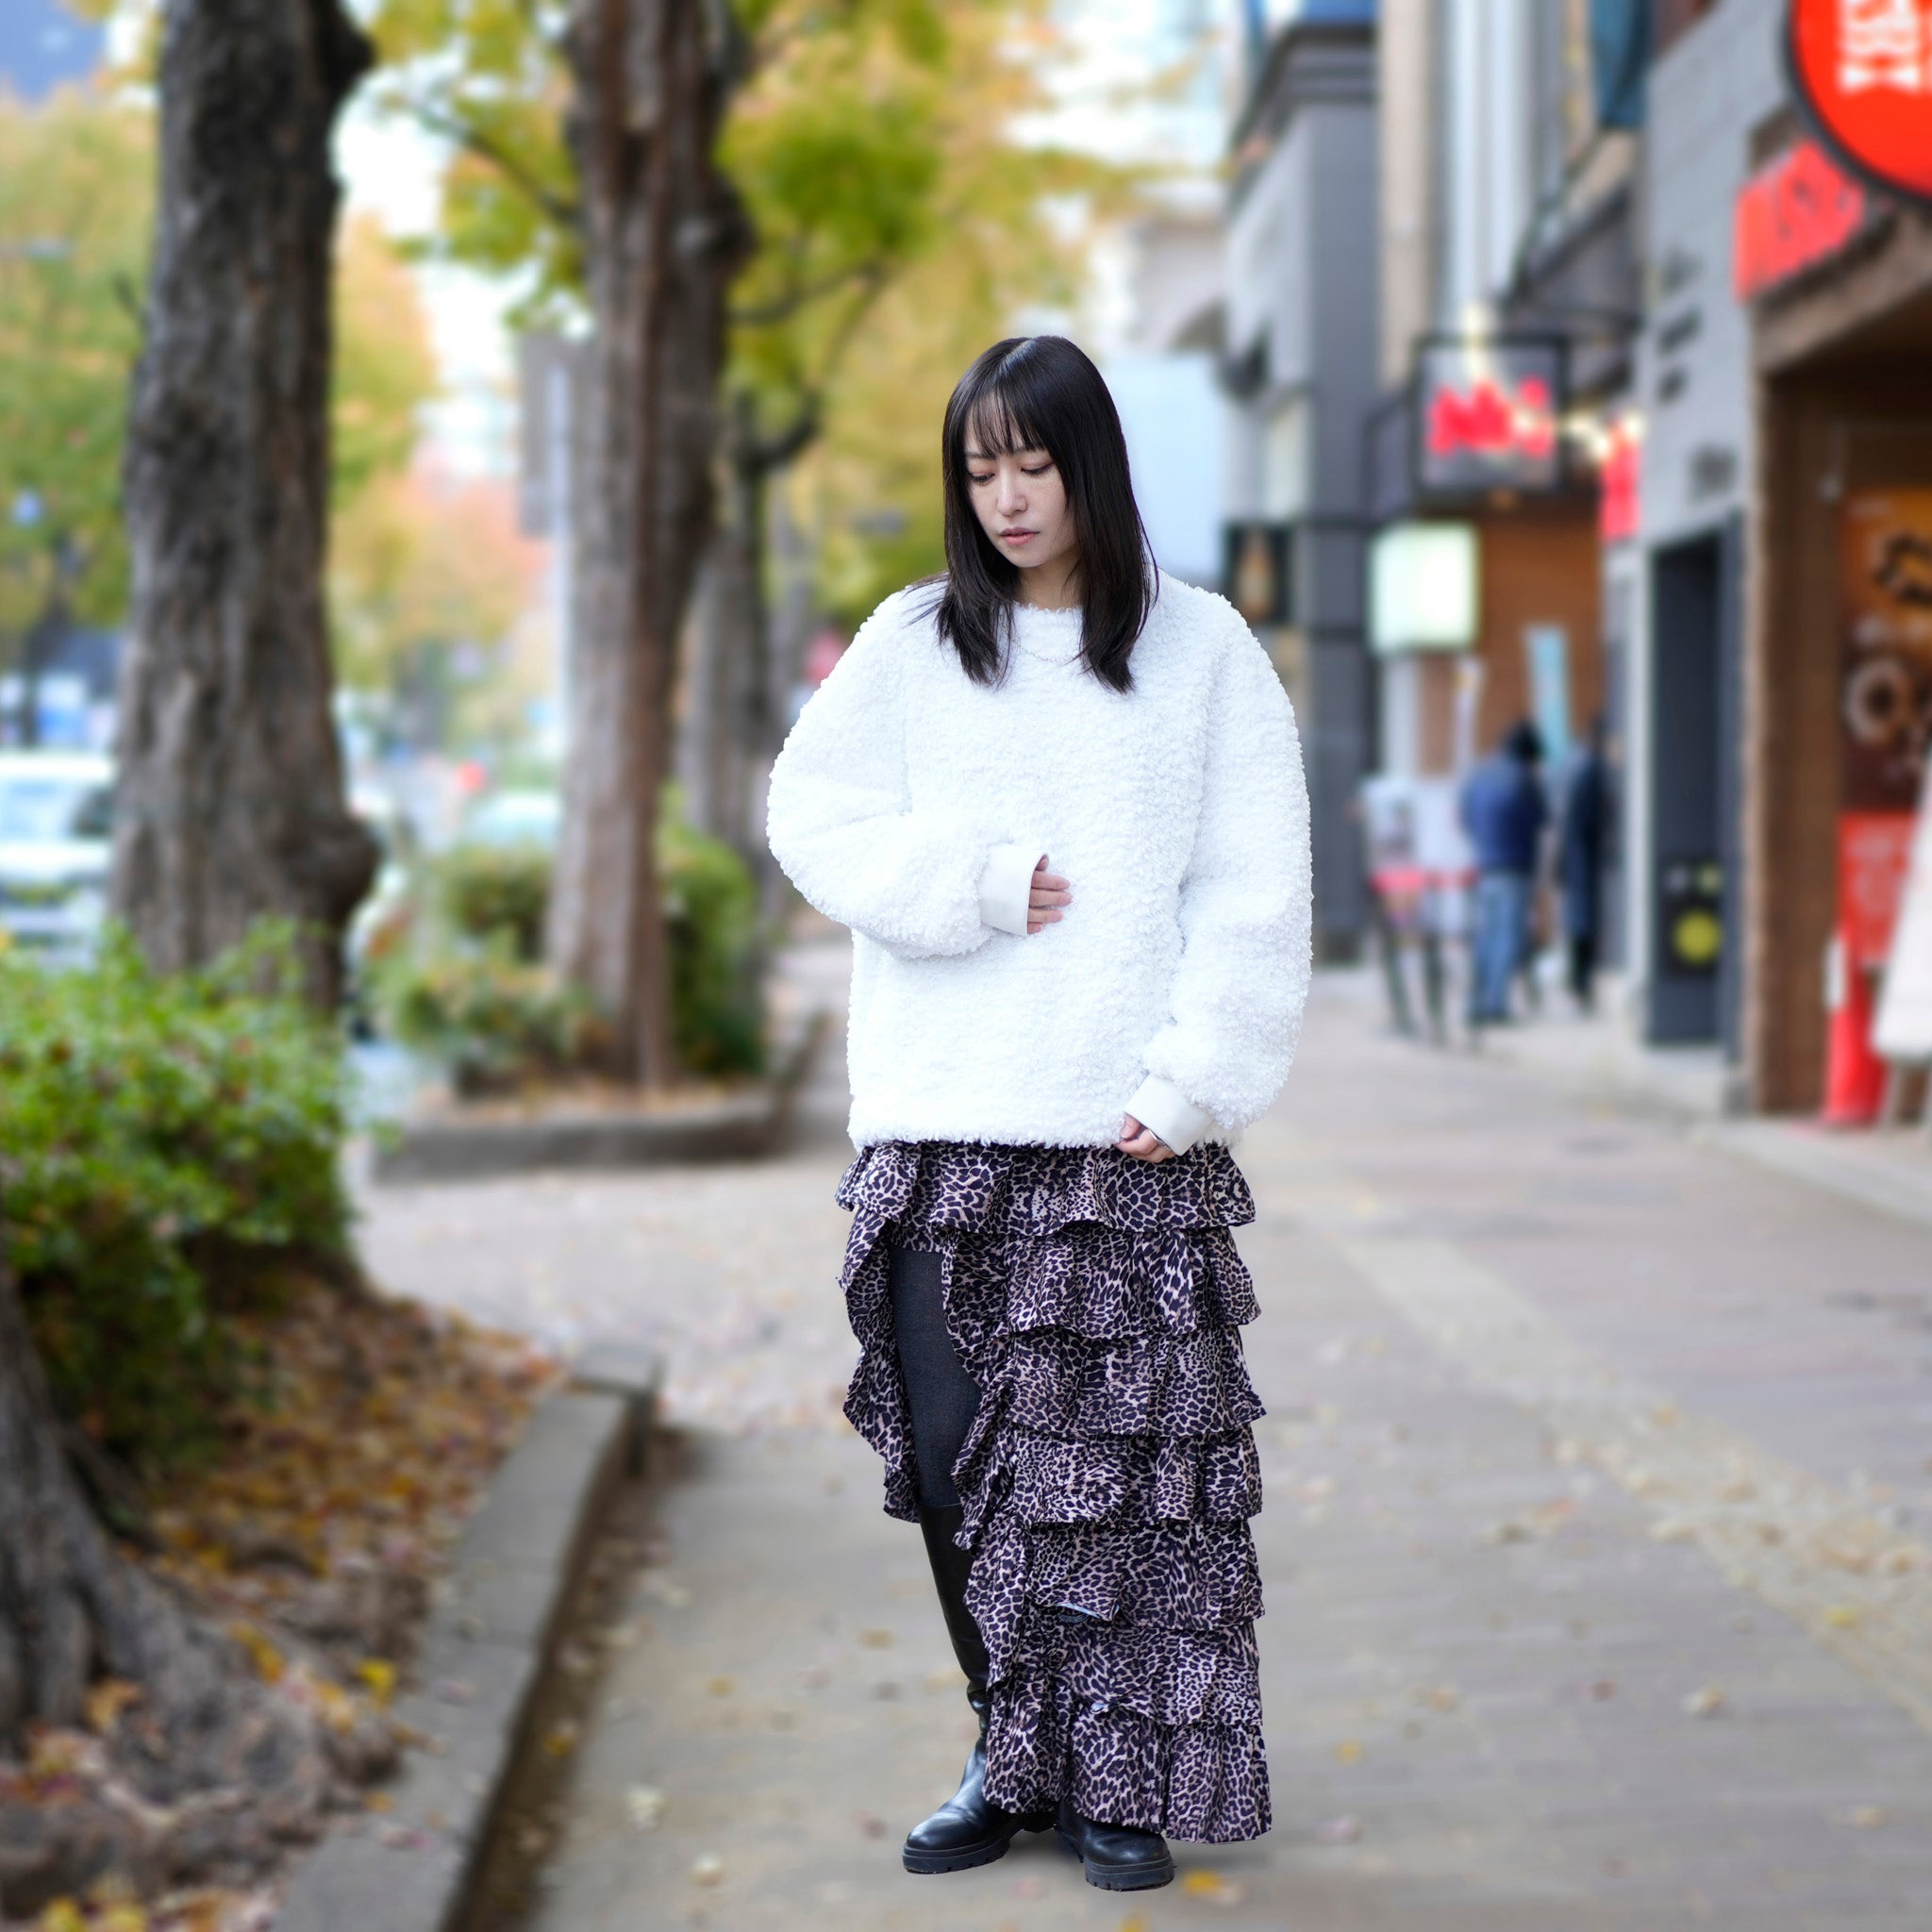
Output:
[96, 1907, 149, 1932]
[228, 1621, 285, 1685]
[35, 1903, 86, 1932]
[1335, 1739, 1364, 1763]
[356, 1658, 398, 1705]
[84, 1677, 142, 1735]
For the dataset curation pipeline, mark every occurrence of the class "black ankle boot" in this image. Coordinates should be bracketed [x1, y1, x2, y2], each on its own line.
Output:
[902, 1506, 1051, 1874]
[902, 1683, 1053, 1874]
[1056, 1797, 1175, 1890]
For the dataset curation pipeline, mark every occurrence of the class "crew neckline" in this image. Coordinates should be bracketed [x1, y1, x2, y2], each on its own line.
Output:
[1009, 602, 1084, 664]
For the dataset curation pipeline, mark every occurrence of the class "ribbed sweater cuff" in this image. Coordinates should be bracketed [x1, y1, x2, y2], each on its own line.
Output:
[1124, 1075, 1216, 1157]
[978, 841, 1043, 937]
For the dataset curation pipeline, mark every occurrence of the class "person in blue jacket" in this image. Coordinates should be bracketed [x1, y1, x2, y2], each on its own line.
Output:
[1459, 719, 1546, 1024]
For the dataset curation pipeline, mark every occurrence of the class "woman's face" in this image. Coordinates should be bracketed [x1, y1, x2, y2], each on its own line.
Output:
[963, 434, 1078, 580]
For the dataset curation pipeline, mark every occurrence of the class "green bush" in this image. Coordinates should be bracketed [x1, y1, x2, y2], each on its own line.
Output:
[660, 814, 765, 1078]
[377, 942, 593, 1096]
[375, 802, 766, 1083]
[436, 844, 550, 962]
[0, 925, 353, 1470]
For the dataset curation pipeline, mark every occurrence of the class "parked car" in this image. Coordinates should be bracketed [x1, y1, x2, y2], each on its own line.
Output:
[460, 788, 561, 851]
[0, 751, 114, 968]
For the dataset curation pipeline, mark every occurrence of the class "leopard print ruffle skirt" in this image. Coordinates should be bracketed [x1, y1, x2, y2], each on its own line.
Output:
[835, 1139, 1269, 1843]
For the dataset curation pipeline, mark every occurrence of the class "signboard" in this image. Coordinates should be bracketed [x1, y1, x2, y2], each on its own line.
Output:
[1415, 338, 1565, 498]
[1224, 521, 1292, 626]
[1788, 1, 1932, 205]
[1840, 490, 1932, 816]
[1369, 522, 1478, 654]
[1597, 418, 1641, 543]
[1732, 139, 1869, 299]
[1874, 755, 1932, 1057]
[1658, 858, 1724, 977]
[1524, 625, 1573, 769]
[1840, 809, 1916, 966]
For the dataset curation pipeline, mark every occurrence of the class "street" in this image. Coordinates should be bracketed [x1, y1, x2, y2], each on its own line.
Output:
[358, 947, 1932, 1930]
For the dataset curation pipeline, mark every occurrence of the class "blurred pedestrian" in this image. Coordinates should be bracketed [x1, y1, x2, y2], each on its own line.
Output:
[1459, 718, 1546, 1024]
[768, 336, 1312, 1893]
[1559, 716, 1609, 1011]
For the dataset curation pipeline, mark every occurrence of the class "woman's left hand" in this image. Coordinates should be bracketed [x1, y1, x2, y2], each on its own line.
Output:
[1116, 1114, 1174, 1163]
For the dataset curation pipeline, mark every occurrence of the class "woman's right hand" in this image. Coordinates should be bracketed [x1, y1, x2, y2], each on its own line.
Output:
[1028, 854, 1072, 934]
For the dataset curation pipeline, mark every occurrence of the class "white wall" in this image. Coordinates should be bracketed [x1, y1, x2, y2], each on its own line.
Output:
[1108, 353, 1226, 586]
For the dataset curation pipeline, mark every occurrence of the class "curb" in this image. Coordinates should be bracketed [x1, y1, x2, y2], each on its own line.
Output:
[1695, 1118, 1932, 1235]
[275, 1348, 661, 1932]
[369, 1009, 830, 1185]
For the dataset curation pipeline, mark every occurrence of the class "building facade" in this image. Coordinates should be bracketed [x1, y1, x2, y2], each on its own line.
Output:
[1221, 0, 1381, 959]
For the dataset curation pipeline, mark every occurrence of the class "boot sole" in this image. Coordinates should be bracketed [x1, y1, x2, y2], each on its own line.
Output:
[903, 1816, 1054, 1875]
[1056, 1827, 1176, 1890]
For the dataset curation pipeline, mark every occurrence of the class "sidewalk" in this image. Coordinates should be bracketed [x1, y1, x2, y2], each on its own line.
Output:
[354, 947, 1932, 1929]
[1342, 963, 1932, 1237]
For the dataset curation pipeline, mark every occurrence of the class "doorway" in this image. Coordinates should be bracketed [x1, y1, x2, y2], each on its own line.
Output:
[1647, 523, 1740, 1048]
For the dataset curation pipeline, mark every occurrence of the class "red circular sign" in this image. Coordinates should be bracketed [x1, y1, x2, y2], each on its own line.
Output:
[1788, 0, 1932, 204]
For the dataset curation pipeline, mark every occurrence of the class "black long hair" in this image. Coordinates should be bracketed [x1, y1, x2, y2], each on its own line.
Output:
[931, 336, 1157, 692]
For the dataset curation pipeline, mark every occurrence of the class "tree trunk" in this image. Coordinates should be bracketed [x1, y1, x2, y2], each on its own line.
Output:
[683, 435, 764, 856]
[111, 0, 378, 1009]
[548, 0, 749, 1084]
[0, 1257, 328, 1914]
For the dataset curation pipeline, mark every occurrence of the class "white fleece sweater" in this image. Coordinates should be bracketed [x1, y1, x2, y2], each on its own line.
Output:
[766, 574, 1313, 1154]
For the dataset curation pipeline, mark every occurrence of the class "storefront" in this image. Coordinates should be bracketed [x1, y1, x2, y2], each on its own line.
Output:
[1366, 334, 1610, 787]
[1740, 170, 1932, 1110]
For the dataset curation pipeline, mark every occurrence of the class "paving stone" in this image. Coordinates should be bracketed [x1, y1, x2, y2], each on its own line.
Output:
[353, 952, 1932, 1929]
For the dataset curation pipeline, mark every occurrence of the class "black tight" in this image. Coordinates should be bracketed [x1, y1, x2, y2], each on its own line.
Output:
[890, 1245, 981, 1508]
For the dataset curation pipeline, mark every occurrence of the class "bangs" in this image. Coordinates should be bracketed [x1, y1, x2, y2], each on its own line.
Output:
[958, 358, 1051, 459]
[962, 388, 1045, 460]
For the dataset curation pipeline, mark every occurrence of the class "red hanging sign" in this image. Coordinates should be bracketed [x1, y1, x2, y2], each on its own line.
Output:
[1733, 140, 1868, 297]
[1788, 0, 1932, 204]
[1597, 420, 1641, 544]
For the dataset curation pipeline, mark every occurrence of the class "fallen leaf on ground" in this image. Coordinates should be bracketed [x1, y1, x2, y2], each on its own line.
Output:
[625, 1786, 666, 1831]
[37, 1905, 87, 1932]
[1682, 1684, 1725, 1718]
[542, 1720, 580, 1756]
[1334, 1739, 1364, 1763]
[691, 1852, 724, 1886]
[84, 1679, 143, 1736]
[1180, 1869, 1248, 1903]
[705, 1675, 735, 1697]
[858, 1628, 895, 1649]
[355, 1658, 396, 1705]
[1832, 1806, 1888, 1829]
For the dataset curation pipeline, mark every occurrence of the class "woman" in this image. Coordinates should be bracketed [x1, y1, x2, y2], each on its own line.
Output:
[767, 335, 1312, 1893]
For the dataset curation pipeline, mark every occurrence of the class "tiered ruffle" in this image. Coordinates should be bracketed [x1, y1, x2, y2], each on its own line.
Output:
[836, 1139, 1270, 1842]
